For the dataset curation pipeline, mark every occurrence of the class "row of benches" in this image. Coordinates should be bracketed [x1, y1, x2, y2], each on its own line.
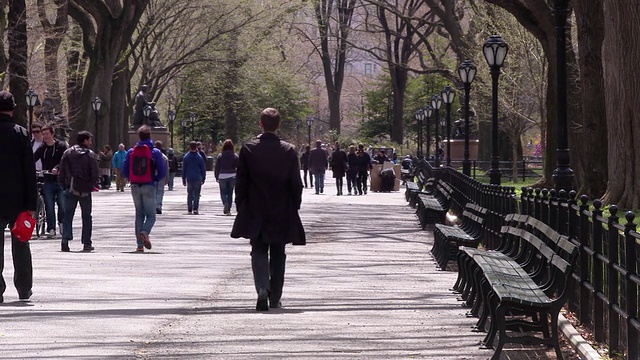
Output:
[404, 176, 576, 359]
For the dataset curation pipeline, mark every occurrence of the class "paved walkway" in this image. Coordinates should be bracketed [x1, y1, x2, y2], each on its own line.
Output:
[1, 172, 563, 359]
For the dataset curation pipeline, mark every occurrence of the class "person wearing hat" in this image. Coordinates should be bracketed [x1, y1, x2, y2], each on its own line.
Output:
[0, 90, 37, 303]
[166, 147, 179, 191]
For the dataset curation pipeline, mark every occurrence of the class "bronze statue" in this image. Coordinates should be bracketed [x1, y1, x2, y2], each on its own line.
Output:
[132, 85, 149, 127]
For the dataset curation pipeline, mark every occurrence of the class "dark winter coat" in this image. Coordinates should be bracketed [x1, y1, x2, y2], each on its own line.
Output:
[0, 113, 37, 217]
[330, 149, 348, 178]
[214, 150, 239, 179]
[58, 144, 99, 194]
[231, 133, 305, 245]
[300, 150, 310, 170]
[357, 151, 372, 172]
[308, 146, 328, 175]
[347, 152, 359, 175]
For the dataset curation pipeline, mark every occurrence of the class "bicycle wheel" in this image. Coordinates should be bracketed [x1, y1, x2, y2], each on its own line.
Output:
[35, 193, 46, 238]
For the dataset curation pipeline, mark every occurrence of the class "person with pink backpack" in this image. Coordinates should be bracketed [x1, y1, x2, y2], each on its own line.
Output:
[121, 125, 167, 252]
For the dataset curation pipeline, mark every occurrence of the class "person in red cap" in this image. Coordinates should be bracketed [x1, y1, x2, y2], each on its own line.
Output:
[0, 90, 37, 303]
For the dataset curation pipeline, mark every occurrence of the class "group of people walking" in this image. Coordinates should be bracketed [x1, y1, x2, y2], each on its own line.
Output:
[301, 142, 373, 196]
[2, 96, 302, 314]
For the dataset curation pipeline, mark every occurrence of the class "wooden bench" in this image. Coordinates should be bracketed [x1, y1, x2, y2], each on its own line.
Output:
[431, 203, 488, 270]
[404, 166, 434, 206]
[416, 180, 453, 229]
[452, 215, 578, 359]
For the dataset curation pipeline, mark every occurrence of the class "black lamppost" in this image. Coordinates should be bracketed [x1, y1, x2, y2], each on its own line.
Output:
[430, 95, 443, 166]
[25, 89, 38, 138]
[483, 34, 509, 185]
[91, 96, 102, 150]
[414, 109, 424, 159]
[306, 116, 314, 147]
[458, 59, 477, 176]
[295, 118, 301, 147]
[552, 0, 574, 191]
[189, 112, 196, 140]
[181, 120, 187, 152]
[168, 110, 176, 149]
[441, 85, 456, 167]
[424, 105, 432, 160]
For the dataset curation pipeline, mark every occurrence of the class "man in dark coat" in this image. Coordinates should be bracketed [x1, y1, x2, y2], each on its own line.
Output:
[308, 140, 328, 195]
[300, 145, 312, 188]
[0, 91, 37, 303]
[231, 108, 305, 312]
[330, 142, 348, 196]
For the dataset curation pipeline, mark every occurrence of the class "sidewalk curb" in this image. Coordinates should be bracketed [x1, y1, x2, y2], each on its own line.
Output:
[559, 314, 602, 359]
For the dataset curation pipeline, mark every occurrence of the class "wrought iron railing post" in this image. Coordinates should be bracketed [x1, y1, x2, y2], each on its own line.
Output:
[576, 196, 590, 326]
[623, 212, 639, 359]
[592, 200, 605, 342]
[607, 205, 620, 355]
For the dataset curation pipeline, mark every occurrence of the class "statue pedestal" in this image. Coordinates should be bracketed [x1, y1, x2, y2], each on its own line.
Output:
[128, 127, 169, 148]
[443, 139, 479, 168]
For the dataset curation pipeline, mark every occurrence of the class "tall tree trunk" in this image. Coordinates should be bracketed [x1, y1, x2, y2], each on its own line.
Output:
[110, 61, 128, 147]
[600, 1, 640, 208]
[573, 0, 607, 198]
[37, 0, 68, 116]
[66, 21, 85, 137]
[0, 0, 8, 81]
[68, 0, 148, 148]
[7, 0, 29, 127]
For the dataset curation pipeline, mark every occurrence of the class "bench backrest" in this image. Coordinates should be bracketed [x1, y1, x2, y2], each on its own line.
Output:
[460, 203, 489, 238]
[499, 214, 579, 299]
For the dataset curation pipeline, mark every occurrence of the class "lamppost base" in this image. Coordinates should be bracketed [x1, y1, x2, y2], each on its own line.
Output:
[552, 167, 574, 192]
[488, 166, 501, 185]
[462, 160, 471, 177]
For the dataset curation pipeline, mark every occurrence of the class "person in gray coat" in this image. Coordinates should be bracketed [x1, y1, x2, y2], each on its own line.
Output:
[231, 108, 305, 311]
[308, 140, 328, 195]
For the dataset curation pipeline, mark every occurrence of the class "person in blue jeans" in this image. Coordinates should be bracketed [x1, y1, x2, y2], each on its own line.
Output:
[182, 141, 206, 215]
[214, 139, 239, 215]
[308, 140, 328, 195]
[33, 124, 68, 238]
[58, 131, 99, 252]
[121, 125, 167, 252]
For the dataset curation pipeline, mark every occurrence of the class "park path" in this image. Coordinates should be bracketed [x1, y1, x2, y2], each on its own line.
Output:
[1, 172, 561, 359]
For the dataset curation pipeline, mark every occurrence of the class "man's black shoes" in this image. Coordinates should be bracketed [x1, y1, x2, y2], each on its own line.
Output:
[61, 242, 70, 252]
[256, 289, 269, 312]
[18, 290, 32, 301]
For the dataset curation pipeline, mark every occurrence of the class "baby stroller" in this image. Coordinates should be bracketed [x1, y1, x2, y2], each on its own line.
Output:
[380, 168, 396, 192]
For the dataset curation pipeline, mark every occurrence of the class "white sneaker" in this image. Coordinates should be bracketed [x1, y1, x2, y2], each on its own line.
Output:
[47, 229, 55, 238]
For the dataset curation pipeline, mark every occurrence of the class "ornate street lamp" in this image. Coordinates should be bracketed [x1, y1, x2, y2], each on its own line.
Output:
[168, 110, 176, 149]
[441, 85, 456, 167]
[306, 116, 314, 147]
[91, 96, 102, 150]
[295, 118, 301, 147]
[458, 59, 477, 176]
[483, 34, 509, 185]
[430, 95, 443, 166]
[414, 109, 424, 159]
[424, 105, 433, 160]
[189, 112, 196, 140]
[181, 119, 187, 152]
[25, 89, 38, 138]
[552, 0, 574, 191]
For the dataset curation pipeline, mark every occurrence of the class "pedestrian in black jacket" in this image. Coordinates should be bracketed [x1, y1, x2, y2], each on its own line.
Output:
[346, 145, 359, 195]
[356, 144, 372, 195]
[33, 124, 68, 238]
[330, 142, 348, 195]
[0, 90, 37, 303]
[231, 108, 305, 311]
[300, 146, 312, 188]
[58, 131, 99, 252]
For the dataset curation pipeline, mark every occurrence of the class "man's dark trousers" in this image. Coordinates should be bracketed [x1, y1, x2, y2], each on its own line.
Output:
[250, 233, 286, 304]
[0, 216, 33, 297]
